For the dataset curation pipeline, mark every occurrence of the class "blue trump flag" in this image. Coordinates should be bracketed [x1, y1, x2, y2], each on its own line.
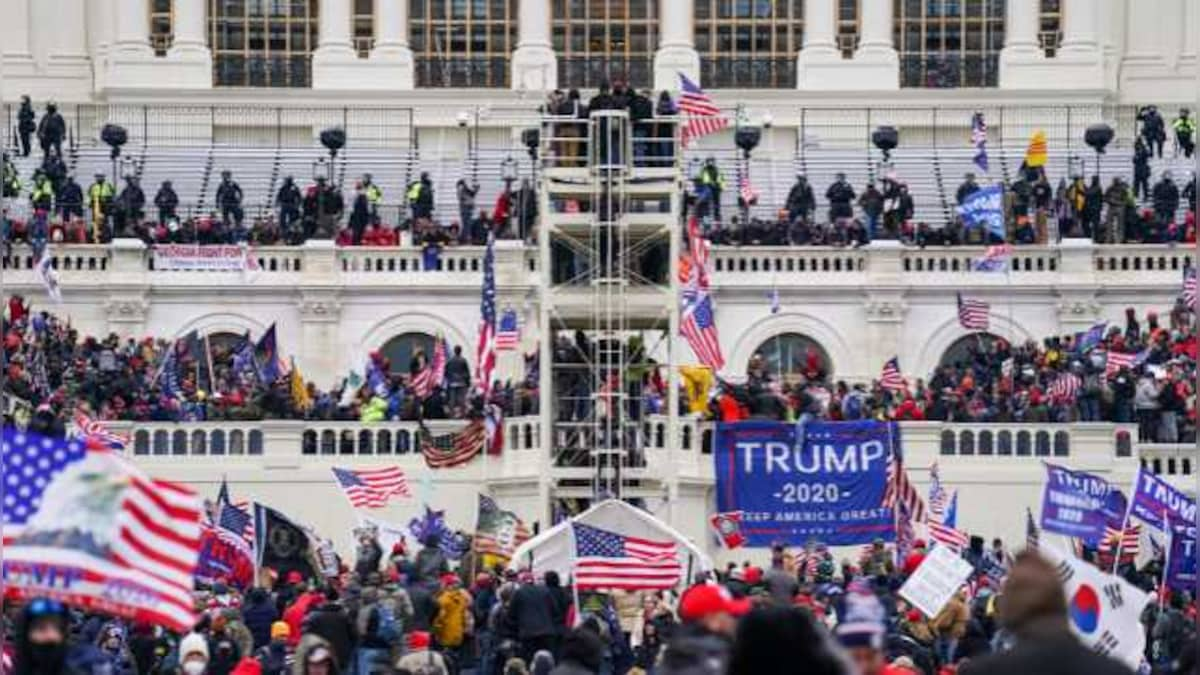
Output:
[957, 184, 1005, 240]
[1039, 462, 1111, 542]
[1166, 522, 1197, 591]
[714, 420, 896, 547]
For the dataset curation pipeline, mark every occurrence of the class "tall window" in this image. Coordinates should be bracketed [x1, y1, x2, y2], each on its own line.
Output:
[381, 332, 437, 376]
[410, 0, 518, 87]
[354, 0, 375, 57]
[837, 0, 860, 57]
[552, 0, 658, 89]
[753, 333, 833, 383]
[1039, 0, 1063, 55]
[696, 0, 804, 88]
[939, 332, 1004, 369]
[894, 0, 1005, 88]
[150, 0, 174, 56]
[209, 0, 319, 87]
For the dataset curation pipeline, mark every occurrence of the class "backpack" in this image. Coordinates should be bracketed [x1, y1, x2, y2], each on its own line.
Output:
[372, 603, 400, 644]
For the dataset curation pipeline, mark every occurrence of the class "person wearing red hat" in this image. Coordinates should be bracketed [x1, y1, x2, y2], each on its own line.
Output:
[432, 573, 472, 664]
[657, 583, 750, 674]
[394, 631, 449, 674]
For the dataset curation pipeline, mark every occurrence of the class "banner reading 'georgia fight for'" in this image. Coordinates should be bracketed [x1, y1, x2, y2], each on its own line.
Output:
[714, 420, 897, 547]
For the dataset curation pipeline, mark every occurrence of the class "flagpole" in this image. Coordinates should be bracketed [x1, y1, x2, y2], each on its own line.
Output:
[1111, 469, 1138, 575]
[1159, 507, 1171, 611]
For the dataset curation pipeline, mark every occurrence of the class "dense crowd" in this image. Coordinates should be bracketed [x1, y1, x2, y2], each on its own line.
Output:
[5, 530, 1196, 675]
[2, 297, 536, 432]
[705, 304, 1196, 443]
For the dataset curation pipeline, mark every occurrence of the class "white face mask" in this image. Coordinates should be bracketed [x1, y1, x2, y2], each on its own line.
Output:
[182, 659, 207, 675]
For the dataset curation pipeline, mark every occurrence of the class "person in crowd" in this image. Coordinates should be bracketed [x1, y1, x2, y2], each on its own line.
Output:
[696, 158, 725, 224]
[961, 552, 1132, 675]
[858, 181, 884, 240]
[30, 169, 54, 216]
[349, 182, 372, 246]
[14, 598, 108, 675]
[456, 177, 479, 242]
[276, 175, 303, 236]
[87, 172, 115, 241]
[550, 626, 605, 675]
[433, 573, 473, 666]
[508, 572, 559, 664]
[408, 172, 435, 222]
[655, 91, 677, 167]
[1103, 176, 1128, 244]
[1083, 174, 1104, 239]
[114, 175, 145, 237]
[394, 630, 449, 674]
[36, 101, 65, 161]
[303, 587, 356, 671]
[785, 174, 816, 225]
[1151, 171, 1180, 237]
[17, 95, 36, 158]
[1173, 107, 1195, 158]
[362, 173, 382, 222]
[154, 179, 179, 225]
[826, 173, 855, 229]
[56, 173, 84, 225]
[254, 622, 292, 675]
[3, 152, 21, 198]
[1138, 104, 1167, 158]
[956, 172, 979, 206]
[1133, 136, 1152, 203]
[305, 176, 344, 240]
[179, 632, 213, 675]
[216, 170, 244, 229]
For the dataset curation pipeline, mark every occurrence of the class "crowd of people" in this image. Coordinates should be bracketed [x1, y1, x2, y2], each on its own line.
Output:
[701, 304, 1196, 444]
[2, 296, 536, 433]
[5, 526, 1196, 675]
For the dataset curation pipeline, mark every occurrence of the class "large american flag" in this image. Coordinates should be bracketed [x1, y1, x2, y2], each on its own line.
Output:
[1025, 507, 1040, 550]
[332, 466, 411, 509]
[473, 494, 531, 559]
[475, 235, 497, 395]
[412, 338, 446, 399]
[216, 480, 255, 547]
[879, 357, 906, 392]
[685, 216, 710, 288]
[956, 293, 990, 331]
[928, 491, 969, 551]
[1182, 266, 1196, 310]
[738, 171, 759, 205]
[420, 419, 489, 469]
[681, 290, 725, 370]
[572, 523, 681, 590]
[2, 428, 202, 632]
[1102, 523, 1142, 558]
[1105, 349, 1147, 376]
[678, 73, 728, 147]
[72, 410, 130, 451]
[927, 463, 949, 522]
[495, 308, 520, 351]
[883, 445, 926, 524]
[1047, 372, 1082, 401]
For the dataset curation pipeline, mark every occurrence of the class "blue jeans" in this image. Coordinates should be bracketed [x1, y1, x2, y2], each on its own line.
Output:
[354, 647, 388, 675]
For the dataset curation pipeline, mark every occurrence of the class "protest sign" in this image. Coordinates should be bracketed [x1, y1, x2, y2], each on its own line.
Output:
[714, 420, 895, 546]
[899, 545, 975, 618]
[1039, 463, 1111, 541]
[152, 244, 258, 272]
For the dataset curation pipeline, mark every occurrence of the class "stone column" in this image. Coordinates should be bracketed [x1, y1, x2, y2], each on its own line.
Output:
[24, 0, 92, 100]
[998, 0, 1045, 88]
[1053, 0, 1104, 88]
[510, 0, 556, 92]
[851, 0, 899, 89]
[1, 0, 35, 77]
[312, 0, 360, 89]
[653, 0, 699, 92]
[368, 0, 415, 89]
[165, 0, 212, 88]
[106, 0, 162, 88]
[796, 0, 839, 89]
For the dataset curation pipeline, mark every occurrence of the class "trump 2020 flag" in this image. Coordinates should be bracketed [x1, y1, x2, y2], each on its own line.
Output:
[957, 185, 1005, 241]
[1042, 545, 1151, 670]
[2, 428, 203, 632]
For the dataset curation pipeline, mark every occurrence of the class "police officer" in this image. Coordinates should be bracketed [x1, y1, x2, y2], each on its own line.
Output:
[1173, 108, 1195, 158]
[826, 172, 856, 226]
[276, 175, 302, 233]
[216, 170, 244, 227]
[30, 170, 54, 213]
[57, 174, 83, 223]
[362, 173, 383, 222]
[407, 171, 434, 221]
[154, 180, 178, 224]
[698, 157, 725, 223]
[88, 172, 115, 240]
[36, 101, 65, 161]
[3, 154, 21, 198]
[16, 96, 35, 158]
[115, 176, 146, 237]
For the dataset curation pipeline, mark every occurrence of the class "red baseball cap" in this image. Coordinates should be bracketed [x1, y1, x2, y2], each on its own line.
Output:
[678, 584, 752, 622]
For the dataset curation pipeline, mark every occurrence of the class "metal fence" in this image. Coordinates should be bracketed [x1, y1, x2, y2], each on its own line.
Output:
[2, 104, 416, 151]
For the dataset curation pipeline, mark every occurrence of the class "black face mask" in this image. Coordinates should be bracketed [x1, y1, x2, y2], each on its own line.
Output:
[28, 642, 67, 671]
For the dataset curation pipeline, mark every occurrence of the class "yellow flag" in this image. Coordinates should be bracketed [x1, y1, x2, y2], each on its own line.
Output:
[290, 358, 313, 410]
[1024, 130, 1047, 168]
[679, 365, 714, 415]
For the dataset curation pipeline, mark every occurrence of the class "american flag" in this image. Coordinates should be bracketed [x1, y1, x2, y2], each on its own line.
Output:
[971, 112, 989, 172]
[972, 244, 1013, 273]
[678, 73, 728, 147]
[1047, 372, 1082, 401]
[475, 235, 497, 395]
[956, 293, 990, 331]
[738, 171, 759, 205]
[412, 338, 447, 399]
[1102, 523, 1141, 558]
[495, 308, 520, 351]
[1182, 266, 1196, 309]
[1, 428, 202, 632]
[879, 357, 906, 391]
[332, 466, 411, 509]
[928, 463, 949, 522]
[894, 500, 915, 567]
[572, 523, 681, 590]
[1001, 357, 1015, 380]
[685, 216, 711, 289]
[1105, 349, 1147, 376]
[928, 491, 969, 551]
[473, 494, 531, 559]
[681, 290, 725, 370]
[1026, 507, 1040, 550]
[883, 444, 926, 523]
[72, 410, 130, 451]
[420, 419, 488, 469]
[216, 480, 255, 546]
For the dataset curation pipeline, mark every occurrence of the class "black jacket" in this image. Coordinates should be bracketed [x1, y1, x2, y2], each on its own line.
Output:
[508, 583, 558, 640]
[217, 180, 243, 208]
[302, 601, 357, 669]
[961, 631, 1132, 675]
[785, 180, 815, 216]
[242, 595, 279, 650]
[154, 186, 178, 211]
[1152, 180, 1179, 213]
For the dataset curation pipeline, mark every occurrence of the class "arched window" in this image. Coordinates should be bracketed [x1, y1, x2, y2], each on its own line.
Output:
[134, 430, 151, 455]
[752, 333, 833, 384]
[380, 332, 438, 377]
[696, 0, 804, 88]
[959, 430, 975, 456]
[894, 0, 1005, 87]
[209, 0, 319, 87]
[412, 0, 518, 86]
[938, 332, 1004, 370]
[553, 0, 658, 88]
[940, 430, 955, 455]
[977, 430, 993, 455]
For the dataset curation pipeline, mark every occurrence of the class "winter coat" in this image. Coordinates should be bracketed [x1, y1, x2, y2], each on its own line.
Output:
[394, 648, 448, 675]
[508, 583, 558, 640]
[292, 635, 339, 675]
[302, 602, 356, 669]
[932, 595, 970, 640]
[242, 595, 280, 650]
[961, 629, 1132, 675]
[432, 588, 472, 648]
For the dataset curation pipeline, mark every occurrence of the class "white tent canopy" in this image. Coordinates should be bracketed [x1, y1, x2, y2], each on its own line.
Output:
[507, 499, 714, 586]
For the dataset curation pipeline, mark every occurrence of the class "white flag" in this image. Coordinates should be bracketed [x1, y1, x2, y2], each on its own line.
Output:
[35, 249, 62, 303]
[1041, 546, 1151, 671]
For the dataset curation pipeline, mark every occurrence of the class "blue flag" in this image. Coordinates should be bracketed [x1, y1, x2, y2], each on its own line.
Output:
[1075, 321, 1107, 354]
[957, 185, 1005, 240]
[255, 323, 281, 383]
[1039, 462, 1111, 542]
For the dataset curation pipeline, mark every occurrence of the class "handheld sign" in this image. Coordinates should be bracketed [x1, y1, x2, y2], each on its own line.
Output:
[899, 545, 974, 618]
